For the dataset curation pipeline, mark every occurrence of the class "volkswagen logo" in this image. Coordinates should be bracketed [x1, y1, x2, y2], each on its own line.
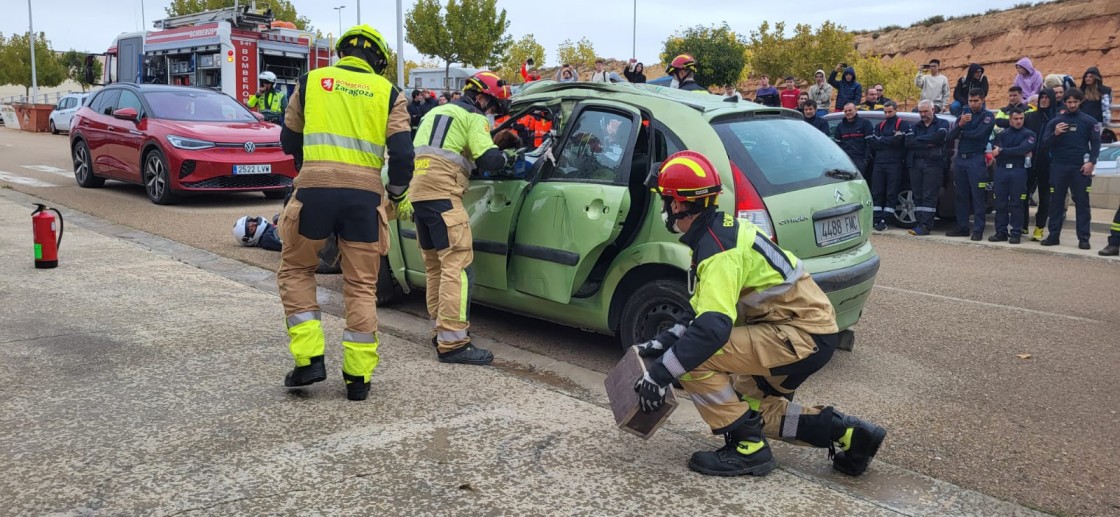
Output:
[244, 141, 256, 153]
[834, 189, 845, 204]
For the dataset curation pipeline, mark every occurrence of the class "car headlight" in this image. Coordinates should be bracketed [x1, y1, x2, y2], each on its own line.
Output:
[166, 135, 215, 150]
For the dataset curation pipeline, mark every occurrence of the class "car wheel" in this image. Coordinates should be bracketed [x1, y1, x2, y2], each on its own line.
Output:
[262, 190, 286, 200]
[892, 189, 918, 229]
[375, 256, 403, 306]
[72, 140, 105, 188]
[50, 120, 59, 135]
[618, 278, 690, 348]
[143, 149, 177, 205]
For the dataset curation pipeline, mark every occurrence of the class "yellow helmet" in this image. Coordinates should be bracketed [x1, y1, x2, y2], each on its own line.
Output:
[337, 24, 391, 71]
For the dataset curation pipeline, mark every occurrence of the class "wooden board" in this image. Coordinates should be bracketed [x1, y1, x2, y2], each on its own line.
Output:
[604, 346, 678, 440]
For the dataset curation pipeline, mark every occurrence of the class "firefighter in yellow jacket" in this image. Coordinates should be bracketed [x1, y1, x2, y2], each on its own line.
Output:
[634, 151, 887, 476]
[406, 71, 513, 365]
[276, 25, 414, 401]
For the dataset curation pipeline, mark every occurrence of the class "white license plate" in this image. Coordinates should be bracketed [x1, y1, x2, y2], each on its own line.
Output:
[814, 213, 861, 247]
[233, 164, 271, 175]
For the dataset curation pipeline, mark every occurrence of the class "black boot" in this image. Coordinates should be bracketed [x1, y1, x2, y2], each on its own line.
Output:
[343, 372, 370, 401]
[687, 411, 776, 477]
[284, 355, 326, 387]
[829, 408, 887, 476]
[438, 343, 494, 365]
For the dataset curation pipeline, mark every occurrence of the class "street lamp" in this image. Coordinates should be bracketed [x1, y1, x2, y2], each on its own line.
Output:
[357, 0, 361, 24]
[396, 0, 404, 89]
[28, 0, 38, 101]
[333, 5, 346, 38]
[632, 0, 636, 59]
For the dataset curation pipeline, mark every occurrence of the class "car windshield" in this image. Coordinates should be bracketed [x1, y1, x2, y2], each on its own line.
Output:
[144, 90, 256, 122]
[714, 117, 856, 196]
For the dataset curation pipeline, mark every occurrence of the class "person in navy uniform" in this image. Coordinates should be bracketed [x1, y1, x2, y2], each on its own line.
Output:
[1040, 88, 1102, 249]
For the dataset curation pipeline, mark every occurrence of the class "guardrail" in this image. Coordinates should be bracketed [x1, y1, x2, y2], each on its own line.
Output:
[0, 91, 77, 106]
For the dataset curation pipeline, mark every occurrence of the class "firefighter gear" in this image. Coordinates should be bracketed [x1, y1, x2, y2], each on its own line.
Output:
[948, 107, 996, 238]
[1100, 204, 1120, 256]
[904, 116, 951, 234]
[1040, 108, 1102, 246]
[990, 125, 1037, 241]
[869, 115, 911, 228]
[277, 33, 414, 399]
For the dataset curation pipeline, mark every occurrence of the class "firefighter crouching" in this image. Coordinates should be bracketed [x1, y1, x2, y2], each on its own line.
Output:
[634, 151, 887, 476]
[276, 24, 415, 401]
[406, 71, 515, 365]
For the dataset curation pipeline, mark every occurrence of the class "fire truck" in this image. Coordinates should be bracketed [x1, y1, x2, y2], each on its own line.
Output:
[95, 4, 333, 104]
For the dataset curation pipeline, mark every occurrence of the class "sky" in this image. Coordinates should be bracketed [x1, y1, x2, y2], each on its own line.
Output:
[4, 0, 1032, 68]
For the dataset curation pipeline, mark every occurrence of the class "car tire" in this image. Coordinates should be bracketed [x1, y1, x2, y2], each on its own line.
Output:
[262, 190, 287, 200]
[618, 278, 691, 348]
[50, 120, 59, 135]
[892, 189, 919, 229]
[143, 149, 177, 205]
[376, 255, 403, 306]
[72, 140, 105, 188]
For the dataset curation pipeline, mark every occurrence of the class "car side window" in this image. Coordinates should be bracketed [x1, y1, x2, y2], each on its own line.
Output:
[58, 98, 72, 110]
[546, 109, 633, 184]
[117, 91, 145, 118]
[90, 90, 121, 116]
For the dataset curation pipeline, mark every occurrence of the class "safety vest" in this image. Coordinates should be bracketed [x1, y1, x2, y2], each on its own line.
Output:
[411, 99, 496, 201]
[249, 90, 285, 112]
[302, 56, 392, 171]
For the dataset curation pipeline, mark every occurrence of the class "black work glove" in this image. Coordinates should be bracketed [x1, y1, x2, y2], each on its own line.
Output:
[634, 372, 668, 414]
[635, 339, 667, 358]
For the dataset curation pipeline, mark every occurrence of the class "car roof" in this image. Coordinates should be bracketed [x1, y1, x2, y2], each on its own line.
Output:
[101, 83, 224, 95]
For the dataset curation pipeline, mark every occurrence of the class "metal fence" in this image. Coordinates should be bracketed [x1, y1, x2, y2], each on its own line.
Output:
[0, 91, 78, 106]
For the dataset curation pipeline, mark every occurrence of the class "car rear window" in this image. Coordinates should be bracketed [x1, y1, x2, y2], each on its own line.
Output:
[714, 116, 859, 196]
[144, 90, 257, 122]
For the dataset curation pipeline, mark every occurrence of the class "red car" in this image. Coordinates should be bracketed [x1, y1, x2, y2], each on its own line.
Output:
[69, 84, 296, 204]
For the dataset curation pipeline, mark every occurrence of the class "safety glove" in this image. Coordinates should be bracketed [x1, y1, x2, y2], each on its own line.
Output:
[634, 372, 668, 414]
[389, 188, 413, 221]
[635, 339, 666, 358]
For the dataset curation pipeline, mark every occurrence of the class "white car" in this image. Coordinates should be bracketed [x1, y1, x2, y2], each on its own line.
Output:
[49, 93, 90, 134]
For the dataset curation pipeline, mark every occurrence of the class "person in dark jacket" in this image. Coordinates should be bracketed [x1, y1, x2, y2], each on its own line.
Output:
[624, 61, 647, 83]
[1078, 67, 1111, 126]
[801, 100, 830, 135]
[869, 101, 911, 230]
[828, 65, 863, 111]
[947, 88, 997, 240]
[1023, 88, 1058, 241]
[989, 108, 1037, 243]
[833, 103, 874, 177]
[1040, 87, 1102, 249]
[904, 99, 951, 236]
[754, 75, 781, 107]
[667, 54, 706, 92]
[951, 64, 988, 116]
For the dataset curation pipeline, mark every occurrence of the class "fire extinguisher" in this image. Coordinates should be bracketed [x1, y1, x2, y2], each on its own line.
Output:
[31, 203, 64, 269]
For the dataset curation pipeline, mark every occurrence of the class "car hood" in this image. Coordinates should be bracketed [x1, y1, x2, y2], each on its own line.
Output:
[152, 120, 281, 143]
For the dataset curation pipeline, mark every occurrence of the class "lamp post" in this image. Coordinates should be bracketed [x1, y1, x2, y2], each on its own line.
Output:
[28, 0, 39, 101]
[357, 0, 361, 24]
[333, 5, 346, 38]
[396, 0, 404, 89]
[632, 0, 636, 59]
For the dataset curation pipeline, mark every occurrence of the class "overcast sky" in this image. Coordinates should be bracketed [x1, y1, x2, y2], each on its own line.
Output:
[5, 0, 1030, 67]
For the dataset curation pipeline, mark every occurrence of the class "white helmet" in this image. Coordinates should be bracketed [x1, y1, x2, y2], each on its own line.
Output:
[233, 216, 268, 246]
[259, 71, 277, 84]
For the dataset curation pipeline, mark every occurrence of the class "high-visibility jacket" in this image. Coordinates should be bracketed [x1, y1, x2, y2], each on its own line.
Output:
[302, 57, 393, 176]
[249, 89, 286, 112]
[411, 99, 498, 201]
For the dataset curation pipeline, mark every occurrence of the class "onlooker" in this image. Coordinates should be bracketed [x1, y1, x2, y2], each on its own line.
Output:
[519, 58, 542, 83]
[947, 88, 996, 240]
[808, 69, 834, 116]
[868, 101, 911, 231]
[828, 64, 862, 112]
[1013, 57, 1044, 100]
[952, 63, 988, 116]
[904, 99, 951, 235]
[451, 91, 462, 102]
[915, 59, 950, 113]
[801, 99, 830, 135]
[438, 93, 451, 105]
[1078, 67, 1111, 125]
[555, 64, 578, 83]
[859, 88, 884, 111]
[989, 108, 1037, 244]
[798, 91, 810, 107]
[780, 76, 801, 110]
[1023, 88, 1058, 241]
[832, 103, 875, 177]
[995, 86, 1036, 130]
[1040, 87, 1102, 249]
[590, 59, 611, 83]
[723, 84, 743, 102]
[874, 84, 893, 105]
[754, 75, 780, 107]
[624, 61, 647, 83]
[408, 88, 432, 133]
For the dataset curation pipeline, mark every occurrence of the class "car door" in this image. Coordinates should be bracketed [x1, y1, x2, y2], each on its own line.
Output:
[508, 103, 638, 304]
[84, 89, 121, 176]
[109, 90, 148, 182]
[53, 97, 73, 130]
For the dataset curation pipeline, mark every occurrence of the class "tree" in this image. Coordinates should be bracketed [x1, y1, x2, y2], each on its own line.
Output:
[556, 37, 596, 71]
[60, 50, 102, 92]
[0, 32, 68, 97]
[748, 21, 856, 85]
[851, 54, 921, 108]
[405, 0, 510, 88]
[660, 23, 749, 89]
[165, 0, 311, 31]
[498, 33, 545, 83]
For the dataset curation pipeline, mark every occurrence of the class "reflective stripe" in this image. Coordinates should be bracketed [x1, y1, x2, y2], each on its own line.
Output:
[883, 207, 896, 214]
[690, 384, 739, 407]
[438, 329, 469, 342]
[286, 311, 321, 327]
[915, 206, 937, 213]
[978, 182, 987, 188]
[305, 133, 386, 157]
[1111, 222, 1120, 231]
[781, 402, 802, 438]
[872, 206, 883, 211]
[343, 330, 377, 343]
[459, 269, 469, 320]
[416, 145, 474, 172]
[429, 114, 453, 148]
[741, 261, 804, 306]
[680, 371, 716, 382]
[752, 234, 795, 279]
[661, 348, 687, 378]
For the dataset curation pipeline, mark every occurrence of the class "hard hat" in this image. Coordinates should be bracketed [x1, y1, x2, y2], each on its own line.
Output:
[657, 151, 722, 205]
[233, 216, 268, 246]
[336, 24, 391, 64]
[666, 54, 698, 75]
[258, 71, 277, 83]
[464, 71, 511, 101]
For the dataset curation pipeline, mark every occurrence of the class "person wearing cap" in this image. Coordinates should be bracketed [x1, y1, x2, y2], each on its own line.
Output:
[635, 151, 887, 477]
[276, 24, 414, 401]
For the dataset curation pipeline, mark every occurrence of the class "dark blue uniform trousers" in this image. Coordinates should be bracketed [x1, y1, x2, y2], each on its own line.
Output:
[953, 153, 988, 233]
[1047, 163, 1093, 242]
[910, 160, 944, 231]
[872, 161, 903, 222]
[993, 165, 1027, 238]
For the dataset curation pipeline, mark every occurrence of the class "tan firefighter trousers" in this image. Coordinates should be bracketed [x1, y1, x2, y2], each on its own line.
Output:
[412, 199, 473, 354]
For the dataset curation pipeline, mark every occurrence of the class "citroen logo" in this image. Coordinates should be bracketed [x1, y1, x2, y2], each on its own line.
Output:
[244, 141, 256, 153]
[834, 189, 845, 204]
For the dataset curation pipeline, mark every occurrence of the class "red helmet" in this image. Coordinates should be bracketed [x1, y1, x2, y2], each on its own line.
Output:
[464, 71, 511, 101]
[657, 151, 722, 205]
[667, 54, 698, 75]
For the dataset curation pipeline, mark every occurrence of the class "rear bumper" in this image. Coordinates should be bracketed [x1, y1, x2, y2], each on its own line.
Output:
[810, 249, 880, 331]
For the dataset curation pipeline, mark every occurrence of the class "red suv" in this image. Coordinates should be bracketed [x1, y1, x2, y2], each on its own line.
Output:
[69, 84, 296, 204]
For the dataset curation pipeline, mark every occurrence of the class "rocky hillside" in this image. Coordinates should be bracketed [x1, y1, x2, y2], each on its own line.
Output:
[855, 0, 1120, 108]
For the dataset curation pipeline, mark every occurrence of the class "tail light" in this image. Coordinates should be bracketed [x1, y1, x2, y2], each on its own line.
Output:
[731, 162, 775, 242]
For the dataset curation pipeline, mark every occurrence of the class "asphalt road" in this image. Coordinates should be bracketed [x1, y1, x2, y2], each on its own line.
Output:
[2, 129, 1118, 515]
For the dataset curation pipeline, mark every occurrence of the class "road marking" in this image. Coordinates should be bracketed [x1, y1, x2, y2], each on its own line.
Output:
[876, 285, 1101, 323]
[0, 170, 57, 187]
[22, 165, 71, 178]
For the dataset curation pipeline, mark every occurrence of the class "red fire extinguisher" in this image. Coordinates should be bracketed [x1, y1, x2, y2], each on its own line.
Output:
[31, 203, 64, 269]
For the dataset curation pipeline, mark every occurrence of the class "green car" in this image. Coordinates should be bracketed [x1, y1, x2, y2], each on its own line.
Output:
[380, 81, 879, 348]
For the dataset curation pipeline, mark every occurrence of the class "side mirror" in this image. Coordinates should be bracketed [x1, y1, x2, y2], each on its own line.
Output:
[251, 111, 266, 121]
[112, 108, 139, 122]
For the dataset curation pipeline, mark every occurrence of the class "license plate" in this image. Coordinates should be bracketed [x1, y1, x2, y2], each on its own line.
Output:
[233, 164, 271, 175]
[814, 213, 861, 247]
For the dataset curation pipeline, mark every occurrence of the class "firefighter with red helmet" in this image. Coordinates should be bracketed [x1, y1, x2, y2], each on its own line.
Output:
[666, 54, 705, 92]
[404, 71, 517, 365]
[634, 151, 887, 477]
